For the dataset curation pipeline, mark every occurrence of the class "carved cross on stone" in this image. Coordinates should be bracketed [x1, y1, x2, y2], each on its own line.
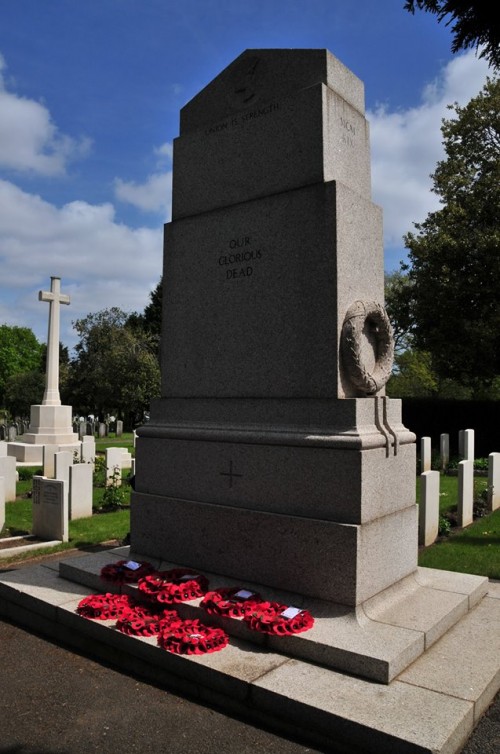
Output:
[39, 276, 70, 406]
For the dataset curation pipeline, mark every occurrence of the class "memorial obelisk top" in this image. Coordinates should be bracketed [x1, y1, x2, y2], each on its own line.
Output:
[39, 276, 70, 406]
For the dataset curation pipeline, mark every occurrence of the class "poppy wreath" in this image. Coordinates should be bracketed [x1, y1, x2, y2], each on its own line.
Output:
[115, 605, 184, 637]
[100, 559, 156, 584]
[137, 568, 210, 604]
[200, 586, 263, 618]
[243, 601, 315, 636]
[76, 592, 134, 620]
[157, 619, 229, 655]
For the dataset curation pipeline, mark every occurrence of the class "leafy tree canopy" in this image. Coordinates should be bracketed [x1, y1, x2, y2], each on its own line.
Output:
[0, 325, 43, 405]
[401, 76, 500, 396]
[404, 1, 500, 69]
[68, 307, 160, 426]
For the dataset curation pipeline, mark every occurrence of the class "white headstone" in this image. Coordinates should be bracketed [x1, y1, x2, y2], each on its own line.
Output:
[440, 433, 449, 471]
[0, 441, 7, 457]
[463, 428, 475, 462]
[458, 459, 474, 527]
[0, 477, 5, 532]
[43, 444, 59, 479]
[487, 452, 500, 512]
[420, 436, 432, 473]
[32, 476, 68, 541]
[54, 450, 73, 485]
[105, 447, 125, 486]
[0, 456, 16, 502]
[419, 470, 440, 547]
[81, 436, 96, 469]
[69, 463, 93, 520]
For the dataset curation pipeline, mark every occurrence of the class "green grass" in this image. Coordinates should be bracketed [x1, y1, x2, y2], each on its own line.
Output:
[418, 507, 500, 579]
[95, 431, 135, 454]
[416, 473, 488, 515]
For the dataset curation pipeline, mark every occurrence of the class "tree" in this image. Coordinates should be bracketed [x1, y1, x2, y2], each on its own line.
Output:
[404, 1, 500, 69]
[402, 77, 500, 395]
[143, 277, 162, 337]
[4, 370, 45, 417]
[68, 307, 161, 427]
[384, 271, 415, 353]
[0, 325, 43, 407]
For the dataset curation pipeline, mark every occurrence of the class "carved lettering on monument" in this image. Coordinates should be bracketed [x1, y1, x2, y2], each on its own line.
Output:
[340, 116, 356, 148]
[204, 102, 280, 136]
[217, 236, 264, 281]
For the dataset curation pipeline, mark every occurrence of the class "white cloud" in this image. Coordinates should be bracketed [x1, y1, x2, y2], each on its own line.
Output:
[369, 49, 491, 261]
[0, 179, 163, 348]
[0, 54, 91, 175]
[114, 142, 173, 217]
[114, 171, 172, 215]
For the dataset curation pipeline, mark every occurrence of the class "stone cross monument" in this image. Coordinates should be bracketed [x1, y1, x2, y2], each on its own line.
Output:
[7, 276, 78, 462]
[131, 50, 476, 683]
[39, 277, 70, 406]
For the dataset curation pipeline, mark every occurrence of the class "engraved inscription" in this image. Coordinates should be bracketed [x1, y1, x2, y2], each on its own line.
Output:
[205, 102, 279, 136]
[217, 236, 263, 281]
[340, 116, 356, 148]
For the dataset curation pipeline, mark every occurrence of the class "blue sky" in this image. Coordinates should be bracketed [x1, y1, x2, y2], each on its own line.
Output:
[0, 0, 492, 349]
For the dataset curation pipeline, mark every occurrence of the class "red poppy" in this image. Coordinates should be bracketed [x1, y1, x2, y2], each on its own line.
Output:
[138, 568, 209, 604]
[100, 560, 156, 584]
[115, 605, 183, 637]
[157, 619, 229, 655]
[243, 601, 314, 635]
[201, 587, 263, 618]
[76, 592, 134, 620]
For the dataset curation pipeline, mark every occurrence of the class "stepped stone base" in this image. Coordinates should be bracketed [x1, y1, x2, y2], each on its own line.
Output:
[6, 441, 80, 464]
[0, 546, 498, 754]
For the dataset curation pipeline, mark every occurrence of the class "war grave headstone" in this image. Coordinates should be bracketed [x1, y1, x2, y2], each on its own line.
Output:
[0, 455, 16, 502]
[7, 277, 79, 463]
[0, 477, 5, 531]
[32, 476, 68, 542]
[68, 463, 93, 520]
[130, 48, 489, 688]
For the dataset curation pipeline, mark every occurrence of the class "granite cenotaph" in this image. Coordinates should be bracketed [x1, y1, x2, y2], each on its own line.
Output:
[131, 49, 489, 683]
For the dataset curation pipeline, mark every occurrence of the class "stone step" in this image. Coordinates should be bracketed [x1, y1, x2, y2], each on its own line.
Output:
[57, 545, 488, 684]
[0, 549, 499, 754]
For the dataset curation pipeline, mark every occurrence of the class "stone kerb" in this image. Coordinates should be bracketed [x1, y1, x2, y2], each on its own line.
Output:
[0, 456, 16, 503]
[32, 477, 68, 542]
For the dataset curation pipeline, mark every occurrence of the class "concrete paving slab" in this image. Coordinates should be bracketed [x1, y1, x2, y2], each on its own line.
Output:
[399, 594, 500, 721]
[0, 563, 91, 619]
[251, 659, 474, 754]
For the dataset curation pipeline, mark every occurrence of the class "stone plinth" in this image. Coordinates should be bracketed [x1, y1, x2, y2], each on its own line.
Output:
[8, 405, 79, 463]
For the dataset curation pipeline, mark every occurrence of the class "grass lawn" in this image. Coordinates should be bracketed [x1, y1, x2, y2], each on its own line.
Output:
[418, 507, 500, 579]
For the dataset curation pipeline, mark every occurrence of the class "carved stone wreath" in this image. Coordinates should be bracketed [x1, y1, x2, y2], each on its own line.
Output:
[341, 300, 394, 394]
